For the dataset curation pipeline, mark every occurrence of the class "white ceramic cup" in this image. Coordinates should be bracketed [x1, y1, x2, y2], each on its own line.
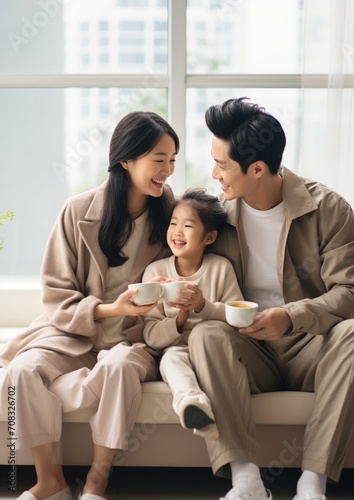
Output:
[225, 300, 258, 327]
[162, 281, 188, 303]
[128, 282, 164, 306]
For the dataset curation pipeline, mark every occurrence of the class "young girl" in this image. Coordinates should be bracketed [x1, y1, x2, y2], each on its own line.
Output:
[142, 188, 243, 440]
[0, 111, 179, 500]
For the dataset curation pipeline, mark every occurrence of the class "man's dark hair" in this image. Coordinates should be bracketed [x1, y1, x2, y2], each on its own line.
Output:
[205, 97, 286, 174]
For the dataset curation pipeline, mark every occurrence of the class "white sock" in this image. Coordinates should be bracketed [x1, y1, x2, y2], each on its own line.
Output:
[297, 470, 327, 495]
[230, 459, 268, 497]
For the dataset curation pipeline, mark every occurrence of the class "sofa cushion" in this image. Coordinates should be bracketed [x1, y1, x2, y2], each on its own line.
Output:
[0, 328, 315, 426]
[0, 369, 314, 427]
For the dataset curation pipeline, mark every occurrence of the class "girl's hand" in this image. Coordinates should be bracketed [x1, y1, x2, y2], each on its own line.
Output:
[168, 283, 205, 314]
[94, 288, 158, 319]
[149, 275, 174, 283]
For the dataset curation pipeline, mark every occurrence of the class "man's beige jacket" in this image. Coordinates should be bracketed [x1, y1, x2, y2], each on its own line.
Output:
[211, 166, 354, 335]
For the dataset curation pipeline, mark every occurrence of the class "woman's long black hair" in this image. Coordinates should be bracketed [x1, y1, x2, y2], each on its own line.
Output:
[99, 111, 179, 266]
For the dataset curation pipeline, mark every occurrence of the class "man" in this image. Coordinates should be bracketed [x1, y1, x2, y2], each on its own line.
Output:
[188, 97, 354, 500]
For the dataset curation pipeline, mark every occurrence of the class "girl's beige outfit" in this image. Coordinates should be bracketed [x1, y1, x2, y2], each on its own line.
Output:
[143, 254, 242, 434]
[0, 182, 172, 457]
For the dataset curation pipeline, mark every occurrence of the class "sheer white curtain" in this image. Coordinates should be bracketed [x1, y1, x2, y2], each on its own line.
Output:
[299, 0, 354, 208]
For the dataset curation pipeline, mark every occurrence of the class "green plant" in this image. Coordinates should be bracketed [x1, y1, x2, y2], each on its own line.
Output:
[0, 210, 15, 251]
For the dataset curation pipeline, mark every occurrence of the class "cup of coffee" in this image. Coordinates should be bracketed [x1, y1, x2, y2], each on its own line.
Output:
[128, 282, 164, 306]
[162, 281, 188, 303]
[225, 300, 258, 327]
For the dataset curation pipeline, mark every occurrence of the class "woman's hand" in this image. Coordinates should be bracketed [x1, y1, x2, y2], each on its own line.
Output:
[168, 283, 205, 314]
[93, 289, 158, 319]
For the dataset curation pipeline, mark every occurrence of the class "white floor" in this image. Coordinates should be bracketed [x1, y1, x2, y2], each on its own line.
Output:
[1, 466, 353, 499]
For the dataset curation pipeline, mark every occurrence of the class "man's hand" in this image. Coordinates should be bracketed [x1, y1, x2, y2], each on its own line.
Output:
[238, 307, 292, 341]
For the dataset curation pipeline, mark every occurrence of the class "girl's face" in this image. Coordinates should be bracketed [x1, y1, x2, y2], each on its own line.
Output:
[124, 133, 177, 199]
[167, 203, 216, 260]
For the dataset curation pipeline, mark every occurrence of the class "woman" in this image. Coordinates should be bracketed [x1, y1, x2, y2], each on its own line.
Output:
[0, 111, 179, 500]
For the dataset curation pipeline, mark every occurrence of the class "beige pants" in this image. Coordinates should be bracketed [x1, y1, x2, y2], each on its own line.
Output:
[160, 345, 213, 418]
[188, 319, 354, 482]
[1, 342, 157, 454]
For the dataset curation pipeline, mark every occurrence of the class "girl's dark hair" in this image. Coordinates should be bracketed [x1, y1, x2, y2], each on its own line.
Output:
[205, 97, 286, 174]
[177, 188, 227, 235]
[99, 111, 179, 266]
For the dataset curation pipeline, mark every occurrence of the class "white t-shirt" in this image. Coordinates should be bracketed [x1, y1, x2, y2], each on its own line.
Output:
[241, 199, 285, 312]
[93, 210, 148, 351]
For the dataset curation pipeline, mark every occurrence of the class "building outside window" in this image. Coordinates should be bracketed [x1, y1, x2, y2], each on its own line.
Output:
[0, 0, 353, 284]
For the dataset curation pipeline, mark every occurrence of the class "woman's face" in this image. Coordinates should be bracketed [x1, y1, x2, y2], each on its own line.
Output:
[124, 133, 177, 199]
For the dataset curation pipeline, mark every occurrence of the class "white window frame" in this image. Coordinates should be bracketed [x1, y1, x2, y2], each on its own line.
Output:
[0, 0, 352, 324]
[1, 1, 352, 193]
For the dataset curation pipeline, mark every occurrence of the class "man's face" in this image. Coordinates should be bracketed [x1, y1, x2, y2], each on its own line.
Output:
[211, 136, 256, 201]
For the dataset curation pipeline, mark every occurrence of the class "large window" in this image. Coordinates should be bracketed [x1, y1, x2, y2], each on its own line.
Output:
[0, 0, 353, 281]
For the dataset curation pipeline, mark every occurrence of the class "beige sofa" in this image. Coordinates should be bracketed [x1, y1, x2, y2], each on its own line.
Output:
[1, 288, 354, 471]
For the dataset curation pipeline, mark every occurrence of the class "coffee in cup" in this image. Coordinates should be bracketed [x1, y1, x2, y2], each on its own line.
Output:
[128, 282, 164, 306]
[225, 300, 258, 327]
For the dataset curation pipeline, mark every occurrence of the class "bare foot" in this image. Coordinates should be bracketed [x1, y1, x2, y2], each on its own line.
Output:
[82, 465, 109, 498]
